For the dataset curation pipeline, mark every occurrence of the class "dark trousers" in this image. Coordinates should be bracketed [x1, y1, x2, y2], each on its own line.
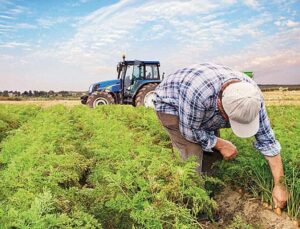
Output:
[156, 112, 222, 174]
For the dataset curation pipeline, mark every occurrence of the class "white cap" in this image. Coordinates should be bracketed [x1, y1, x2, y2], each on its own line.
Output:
[222, 82, 262, 138]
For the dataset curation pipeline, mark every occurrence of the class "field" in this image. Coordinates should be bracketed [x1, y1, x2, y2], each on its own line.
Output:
[1, 90, 300, 107]
[0, 94, 299, 228]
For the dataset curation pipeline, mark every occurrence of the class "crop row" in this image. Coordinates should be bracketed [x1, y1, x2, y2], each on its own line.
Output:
[0, 105, 221, 228]
[0, 105, 40, 142]
[0, 104, 299, 227]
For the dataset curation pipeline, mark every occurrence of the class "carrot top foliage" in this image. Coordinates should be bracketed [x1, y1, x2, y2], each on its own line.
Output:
[217, 106, 300, 220]
[0, 105, 220, 228]
[0, 104, 299, 228]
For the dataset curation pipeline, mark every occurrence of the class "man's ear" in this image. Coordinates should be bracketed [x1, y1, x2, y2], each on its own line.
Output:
[217, 97, 221, 108]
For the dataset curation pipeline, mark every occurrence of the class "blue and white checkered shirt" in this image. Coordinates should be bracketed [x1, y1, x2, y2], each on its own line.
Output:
[153, 63, 281, 157]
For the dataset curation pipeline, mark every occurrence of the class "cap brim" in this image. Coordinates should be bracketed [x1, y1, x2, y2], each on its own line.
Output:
[229, 114, 259, 138]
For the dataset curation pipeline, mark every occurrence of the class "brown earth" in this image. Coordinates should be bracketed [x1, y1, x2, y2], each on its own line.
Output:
[203, 187, 299, 229]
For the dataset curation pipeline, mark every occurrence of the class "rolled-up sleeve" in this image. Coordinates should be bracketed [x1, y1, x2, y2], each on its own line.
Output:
[177, 88, 217, 151]
[254, 103, 281, 157]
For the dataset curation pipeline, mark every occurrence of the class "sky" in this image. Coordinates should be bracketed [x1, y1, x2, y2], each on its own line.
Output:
[0, 0, 299, 92]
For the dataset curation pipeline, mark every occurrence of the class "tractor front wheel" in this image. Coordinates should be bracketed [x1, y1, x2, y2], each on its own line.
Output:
[87, 92, 115, 108]
[135, 83, 158, 108]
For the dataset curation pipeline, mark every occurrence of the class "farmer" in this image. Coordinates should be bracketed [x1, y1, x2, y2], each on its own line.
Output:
[153, 63, 288, 209]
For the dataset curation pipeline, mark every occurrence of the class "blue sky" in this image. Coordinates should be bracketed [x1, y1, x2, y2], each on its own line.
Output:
[0, 0, 299, 91]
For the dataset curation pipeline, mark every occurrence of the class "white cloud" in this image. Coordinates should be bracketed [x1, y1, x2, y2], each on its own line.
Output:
[37, 16, 69, 28]
[274, 21, 281, 26]
[244, 0, 259, 9]
[16, 23, 37, 29]
[0, 15, 14, 19]
[214, 28, 300, 83]
[0, 41, 30, 48]
[286, 20, 299, 27]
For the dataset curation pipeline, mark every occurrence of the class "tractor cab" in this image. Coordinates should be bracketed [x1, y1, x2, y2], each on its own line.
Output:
[81, 56, 162, 108]
[117, 58, 161, 104]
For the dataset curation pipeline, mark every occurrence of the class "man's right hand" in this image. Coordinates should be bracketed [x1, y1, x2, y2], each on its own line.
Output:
[215, 137, 238, 160]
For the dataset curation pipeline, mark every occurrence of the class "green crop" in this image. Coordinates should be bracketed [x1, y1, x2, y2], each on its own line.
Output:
[0, 105, 221, 228]
[218, 106, 300, 220]
[0, 105, 40, 142]
[0, 104, 299, 228]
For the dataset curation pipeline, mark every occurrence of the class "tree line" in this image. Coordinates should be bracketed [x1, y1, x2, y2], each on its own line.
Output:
[0, 90, 83, 98]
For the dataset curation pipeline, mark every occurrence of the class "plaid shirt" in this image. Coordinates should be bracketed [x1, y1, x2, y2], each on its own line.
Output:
[153, 63, 281, 157]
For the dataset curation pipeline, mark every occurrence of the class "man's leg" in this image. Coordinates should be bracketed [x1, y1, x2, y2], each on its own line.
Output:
[202, 150, 223, 175]
[156, 112, 203, 173]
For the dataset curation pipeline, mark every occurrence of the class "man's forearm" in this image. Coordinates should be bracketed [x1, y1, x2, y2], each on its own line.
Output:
[265, 154, 288, 209]
[265, 154, 284, 186]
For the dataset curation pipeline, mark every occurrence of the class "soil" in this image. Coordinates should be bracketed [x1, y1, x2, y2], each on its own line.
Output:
[203, 187, 299, 229]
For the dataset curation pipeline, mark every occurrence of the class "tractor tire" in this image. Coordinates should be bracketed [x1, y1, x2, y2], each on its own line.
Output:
[87, 92, 115, 108]
[135, 83, 159, 108]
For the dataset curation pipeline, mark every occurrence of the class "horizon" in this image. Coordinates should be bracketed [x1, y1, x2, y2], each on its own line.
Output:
[0, 0, 300, 91]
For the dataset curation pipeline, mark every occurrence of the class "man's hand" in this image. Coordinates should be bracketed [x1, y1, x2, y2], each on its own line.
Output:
[265, 154, 288, 209]
[273, 184, 288, 209]
[215, 137, 238, 160]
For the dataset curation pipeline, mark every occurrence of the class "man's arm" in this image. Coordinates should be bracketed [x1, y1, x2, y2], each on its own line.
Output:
[265, 154, 288, 209]
[254, 103, 288, 208]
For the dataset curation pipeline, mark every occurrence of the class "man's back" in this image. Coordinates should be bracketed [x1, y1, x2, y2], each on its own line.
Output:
[154, 63, 255, 116]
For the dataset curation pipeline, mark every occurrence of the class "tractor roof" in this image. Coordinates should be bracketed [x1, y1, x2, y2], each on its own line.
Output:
[121, 60, 160, 65]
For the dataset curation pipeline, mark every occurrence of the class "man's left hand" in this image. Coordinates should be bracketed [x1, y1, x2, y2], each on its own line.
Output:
[272, 184, 288, 209]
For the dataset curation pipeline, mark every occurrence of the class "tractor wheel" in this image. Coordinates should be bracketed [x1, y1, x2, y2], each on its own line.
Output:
[135, 83, 158, 108]
[87, 92, 115, 108]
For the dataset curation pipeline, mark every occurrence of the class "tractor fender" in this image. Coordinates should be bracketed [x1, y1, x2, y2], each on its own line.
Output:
[132, 80, 161, 104]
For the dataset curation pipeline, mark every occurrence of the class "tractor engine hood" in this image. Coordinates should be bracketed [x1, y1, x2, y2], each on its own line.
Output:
[89, 79, 121, 93]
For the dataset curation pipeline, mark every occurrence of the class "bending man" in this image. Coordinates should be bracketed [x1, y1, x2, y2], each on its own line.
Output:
[153, 63, 288, 209]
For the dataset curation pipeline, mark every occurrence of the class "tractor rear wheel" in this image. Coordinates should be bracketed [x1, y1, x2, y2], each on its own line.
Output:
[135, 83, 158, 108]
[87, 92, 115, 108]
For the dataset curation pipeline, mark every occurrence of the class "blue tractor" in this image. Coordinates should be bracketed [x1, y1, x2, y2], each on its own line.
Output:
[81, 56, 163, 108]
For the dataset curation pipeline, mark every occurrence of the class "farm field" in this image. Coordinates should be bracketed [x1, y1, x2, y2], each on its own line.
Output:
[0, 104, 299, 228]
[0, 90, 299, 107]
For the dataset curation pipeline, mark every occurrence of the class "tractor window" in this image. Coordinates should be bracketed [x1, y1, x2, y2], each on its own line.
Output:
[124, 65, 133, 89]
[132, 64, 143, 79]
[145, 65, 158, 79]
[124, 64, 144, 90]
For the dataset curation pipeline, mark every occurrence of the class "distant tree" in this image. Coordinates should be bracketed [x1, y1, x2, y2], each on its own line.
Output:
[40, 91, 48, 97]
[58, 91, 70, 97]
[3, 90, 9, 97]
[28, 90, 33, 97]
[22, 91, 29, 96]
[48, 90, 55, 97]
[33, 90, 39, 97]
